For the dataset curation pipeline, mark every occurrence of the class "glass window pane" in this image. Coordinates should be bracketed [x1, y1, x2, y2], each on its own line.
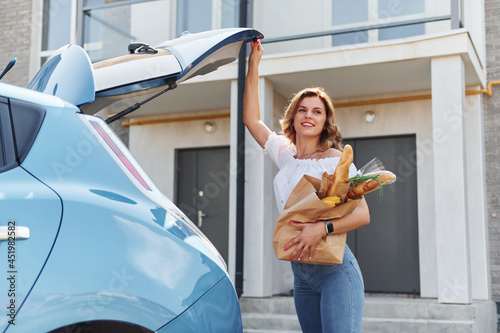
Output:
[177, 0, 212, 35]
[131, 1, 172, 44]
[221, 0, 239, 28]
[86, 5, 133, 60]
[42, 0, 72, 51]
[0, 103, 6, 167]
[378, 0, 425, 19]
[84, 0, 102, 6]
[379, 23, 425, 40]
[332, 31, 369, 46]
[332, 0, 368, 25]
[260, 0, 328, 38]
[84, 0, 172, 62]
[0, 101, 16, 169]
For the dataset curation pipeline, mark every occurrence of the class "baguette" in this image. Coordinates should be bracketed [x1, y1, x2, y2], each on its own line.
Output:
[318, 172, 333, 199]
[347, 170, 396, 200]
[326, 144, 353, 199]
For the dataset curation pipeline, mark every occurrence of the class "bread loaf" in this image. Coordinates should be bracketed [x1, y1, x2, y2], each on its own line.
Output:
[347, 170, 396, 200]
[326, 145, 353, 199]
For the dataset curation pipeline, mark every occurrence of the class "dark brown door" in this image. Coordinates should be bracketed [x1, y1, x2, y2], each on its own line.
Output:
[176, 147, 230, 264]
[344, 135, 420, 294]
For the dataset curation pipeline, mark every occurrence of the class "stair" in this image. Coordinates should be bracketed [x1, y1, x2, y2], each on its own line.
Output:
[240, 295, 497, 333]
[240, 296, 301, 333]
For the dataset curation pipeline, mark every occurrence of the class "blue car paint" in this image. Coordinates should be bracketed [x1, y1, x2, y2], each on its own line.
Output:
[0, 27, 265, 332]
[157, 276, 242, 332]
[4, 103, 230, 331]
[0, 167, 63, 332]
[27, 44, 95, 107]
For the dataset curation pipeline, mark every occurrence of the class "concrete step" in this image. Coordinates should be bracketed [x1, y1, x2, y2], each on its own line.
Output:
[240, 296, 297, 315]
[243, 330, 301, 333]
[361, 317, 474, 333]
[362, 296, 496, 333]
[242, 313, 301, 332]
[240, 297, 300, 333]
[240, 295, 496, 333]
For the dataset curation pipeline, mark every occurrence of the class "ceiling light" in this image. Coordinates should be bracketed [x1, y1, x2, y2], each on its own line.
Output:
[204, 121, 216, 133]
[364, 110, 377, 123]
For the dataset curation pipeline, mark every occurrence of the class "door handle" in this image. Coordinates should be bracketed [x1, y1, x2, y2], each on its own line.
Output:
[197, 210, 206, 228]
[0, 226, 30, 240]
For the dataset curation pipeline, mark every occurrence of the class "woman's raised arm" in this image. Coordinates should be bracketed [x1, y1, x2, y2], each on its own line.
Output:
[243, 40, 272, 148]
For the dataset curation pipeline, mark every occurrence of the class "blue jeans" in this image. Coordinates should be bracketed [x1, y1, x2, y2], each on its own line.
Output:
[291, 245, 364, 333]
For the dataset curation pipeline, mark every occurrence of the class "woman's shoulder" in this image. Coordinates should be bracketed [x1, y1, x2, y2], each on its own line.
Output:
[321, 147, 342, 158]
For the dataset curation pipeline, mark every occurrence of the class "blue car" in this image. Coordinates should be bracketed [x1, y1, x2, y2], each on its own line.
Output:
[0, 28, 263, 333]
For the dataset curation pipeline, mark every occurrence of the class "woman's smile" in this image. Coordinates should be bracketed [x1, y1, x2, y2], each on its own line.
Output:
[294, 96, 327, 137]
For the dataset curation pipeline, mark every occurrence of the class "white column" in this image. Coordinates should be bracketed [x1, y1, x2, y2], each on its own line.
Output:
[431, 55, 472, 304]
[416, 130, 439, 298]
[231, 78, 275, 297]
[229, 80, 238, 284]
[464, 93, 491, 300]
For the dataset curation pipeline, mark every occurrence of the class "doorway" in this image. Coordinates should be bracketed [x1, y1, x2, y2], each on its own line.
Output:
[344, 135, 420, 294]
[176, 146, 230, 264]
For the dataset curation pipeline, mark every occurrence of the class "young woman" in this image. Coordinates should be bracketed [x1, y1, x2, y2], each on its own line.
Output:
[243, 40, 370, 333]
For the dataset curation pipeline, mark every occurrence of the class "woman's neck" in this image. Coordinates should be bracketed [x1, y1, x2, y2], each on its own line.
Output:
[295, 137, 322, 159]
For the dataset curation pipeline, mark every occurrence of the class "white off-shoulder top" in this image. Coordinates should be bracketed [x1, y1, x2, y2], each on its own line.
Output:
[264, 132, 357, 212]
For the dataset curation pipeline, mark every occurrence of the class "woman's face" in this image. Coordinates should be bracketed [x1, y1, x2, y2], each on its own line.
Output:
[293, 96, 327, 140]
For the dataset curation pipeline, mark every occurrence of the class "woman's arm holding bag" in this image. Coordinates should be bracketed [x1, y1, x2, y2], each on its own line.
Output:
[285, 197, 369, 262]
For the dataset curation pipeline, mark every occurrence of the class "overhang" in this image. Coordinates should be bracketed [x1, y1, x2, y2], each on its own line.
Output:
[127, 29, 485, 118]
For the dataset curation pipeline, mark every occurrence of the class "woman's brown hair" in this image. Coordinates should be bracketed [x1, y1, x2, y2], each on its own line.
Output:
[279, 87, 343, 150]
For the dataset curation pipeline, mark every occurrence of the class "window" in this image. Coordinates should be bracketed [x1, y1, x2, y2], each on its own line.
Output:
[377, 0, 426, 40]
[176, 0, 212, 34]
[256, 0, 439, 54]
[379, 23, 425, 41]
[10, 100, 45, 163]
[0, 99, 16, 172]
[0, 101, 7, 168]
[331, 0, 426, 47]
[41, 0, 75, 63]
[80, 0, 239, 62]
[221, 0, 239, 28]
[378, 0, 425, 18]
[332, 0, 368, 25]
[83, 0, 174, 61]
[331, 0, 370, 46]
[41, 0, 73, 51]
[38, 0, 240, 64]
[176, 0, 240, 35]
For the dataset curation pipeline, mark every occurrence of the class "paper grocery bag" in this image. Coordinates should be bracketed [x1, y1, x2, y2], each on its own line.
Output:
[273, 175, 360, 265]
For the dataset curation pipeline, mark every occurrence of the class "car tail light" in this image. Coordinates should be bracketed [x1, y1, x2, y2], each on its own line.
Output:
[88, 118, 152, 191]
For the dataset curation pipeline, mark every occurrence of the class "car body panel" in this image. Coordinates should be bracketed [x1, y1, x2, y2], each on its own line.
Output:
[91, 49, 181, 95]
[0, 167, 62, 331]
[1, 100, 227, 331]
[156, 28, 263, 84]
[157, 276, 242, 332]
[27, 45, 95, 107]
[0, 27, 263, 332]
[80, 28, 263, 115]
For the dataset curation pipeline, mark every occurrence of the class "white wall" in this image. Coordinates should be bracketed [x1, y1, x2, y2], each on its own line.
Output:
[333, 96, 439, 298]
[129, 111, 231, 200]
[463, 0, 486, 63]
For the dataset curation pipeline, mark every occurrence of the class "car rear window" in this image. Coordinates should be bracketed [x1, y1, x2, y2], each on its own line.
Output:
[0, 98, 16, 172]
[10, 99, 45, 163]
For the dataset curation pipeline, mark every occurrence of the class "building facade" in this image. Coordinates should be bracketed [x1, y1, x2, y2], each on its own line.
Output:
[1, 0, 498, 331]
[486, 0, 500, 303]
